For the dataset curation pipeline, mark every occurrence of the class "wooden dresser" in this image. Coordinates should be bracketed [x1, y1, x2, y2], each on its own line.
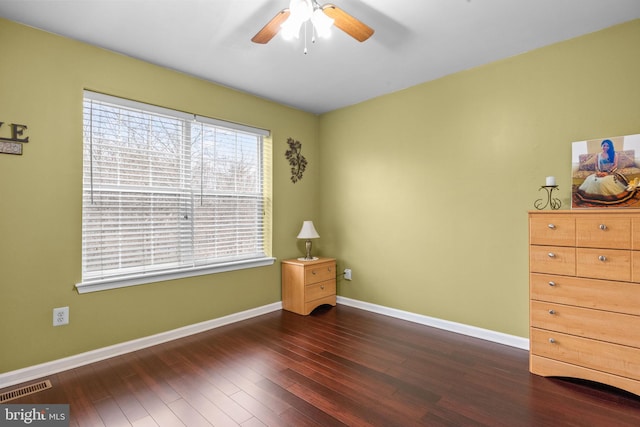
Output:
[281, 257, 336, 315]
[529, 210, 640, 395]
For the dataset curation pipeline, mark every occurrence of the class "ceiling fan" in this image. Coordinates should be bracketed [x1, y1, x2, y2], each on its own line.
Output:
[251, 0, 374, 45]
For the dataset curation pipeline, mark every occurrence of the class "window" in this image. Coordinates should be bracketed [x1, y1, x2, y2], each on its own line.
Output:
[77, 91, 273, 293]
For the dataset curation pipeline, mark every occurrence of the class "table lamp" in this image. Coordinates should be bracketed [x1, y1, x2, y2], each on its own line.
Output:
[297, 220, 320, 261]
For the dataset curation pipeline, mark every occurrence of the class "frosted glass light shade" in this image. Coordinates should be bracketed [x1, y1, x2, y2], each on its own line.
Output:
[281, 0, 313, 39]
[289, 0, 313, 21]
[311, 9, 334, 38]
[281, 16, 304, 39]
[297, 221, 320, 239]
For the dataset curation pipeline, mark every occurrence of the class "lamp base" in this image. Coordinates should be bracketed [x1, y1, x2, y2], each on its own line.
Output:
[299, 239, 317, 262]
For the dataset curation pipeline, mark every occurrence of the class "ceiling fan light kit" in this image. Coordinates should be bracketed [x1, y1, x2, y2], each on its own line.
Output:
[252, 0, 374, 52]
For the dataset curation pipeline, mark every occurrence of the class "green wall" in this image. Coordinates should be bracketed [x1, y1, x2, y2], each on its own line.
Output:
[0, 18, 320, 373]
[319, 19, 640, 337]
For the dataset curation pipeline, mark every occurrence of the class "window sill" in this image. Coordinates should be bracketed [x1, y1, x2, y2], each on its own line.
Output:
[75, 257, 277, 294]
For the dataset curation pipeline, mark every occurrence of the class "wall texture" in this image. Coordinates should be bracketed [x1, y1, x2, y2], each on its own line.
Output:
[0, 18, 320, 374]
[319, 19, 640, 338]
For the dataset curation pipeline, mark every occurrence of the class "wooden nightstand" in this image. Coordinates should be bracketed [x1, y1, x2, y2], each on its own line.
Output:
[281, 257, 336, 315]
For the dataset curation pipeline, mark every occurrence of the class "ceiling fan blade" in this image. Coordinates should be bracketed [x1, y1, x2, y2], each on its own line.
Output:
[322, 4, 374, 42]
[251, 9, 290, 44]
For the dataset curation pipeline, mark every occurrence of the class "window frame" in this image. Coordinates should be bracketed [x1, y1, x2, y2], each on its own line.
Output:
[76, 91, 274, 294]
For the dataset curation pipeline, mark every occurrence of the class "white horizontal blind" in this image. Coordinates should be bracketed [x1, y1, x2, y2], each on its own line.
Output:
[82, 91, 270, 285]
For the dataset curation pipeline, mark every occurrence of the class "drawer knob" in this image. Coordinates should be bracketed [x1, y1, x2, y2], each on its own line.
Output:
[549, 338, 556, 344]
[548, 309, 556, 315]
[548, 252, 556, 258]
[599, 224, 607, 230]
[548, 281, 556, 287]
[320, 285, 325, 290]
[599, 255, 607, 262]
[312, 270, 316, 275]
[548, 223, 556, 229]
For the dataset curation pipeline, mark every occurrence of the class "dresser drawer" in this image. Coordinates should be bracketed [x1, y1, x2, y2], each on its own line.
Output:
[576, 217, 631, 249]
[576, 215, 631, 249]
[631, 251, 640, 282]
[530, 273, 640, 316]
[632, 218, 640, 250]
[530, 328, 640, 381]
[530, 245, 575, 275]
[305, 262, 335, 284]
[305, 279, 336, 302]
[576, 248, 631, 281]
[530, 300, 640, 348]
[530, 215, 575, 246]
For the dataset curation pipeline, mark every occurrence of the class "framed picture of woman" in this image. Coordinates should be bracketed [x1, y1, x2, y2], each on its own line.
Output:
[572, 133, 640, 208]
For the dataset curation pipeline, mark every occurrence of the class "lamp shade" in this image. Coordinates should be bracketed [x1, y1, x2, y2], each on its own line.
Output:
[297, 220, 320, 239]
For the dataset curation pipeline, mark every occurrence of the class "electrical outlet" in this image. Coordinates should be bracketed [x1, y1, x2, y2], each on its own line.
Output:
[53, 307, 69, 326]
[344, 268, 352, 280]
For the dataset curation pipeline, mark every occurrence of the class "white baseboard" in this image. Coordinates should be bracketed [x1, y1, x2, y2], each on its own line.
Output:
[0, 302, 282, 389]
[1, 298, 529, 389]
[337, 296, 530, 350]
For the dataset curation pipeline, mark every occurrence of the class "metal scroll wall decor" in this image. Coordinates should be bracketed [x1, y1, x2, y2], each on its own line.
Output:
[0, 122, 29, 155]
[285, 137, 307, 183]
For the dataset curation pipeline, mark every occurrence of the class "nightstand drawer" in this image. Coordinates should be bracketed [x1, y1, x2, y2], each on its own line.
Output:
[305, 279, 336, 302]
[305, 262, 335, 284]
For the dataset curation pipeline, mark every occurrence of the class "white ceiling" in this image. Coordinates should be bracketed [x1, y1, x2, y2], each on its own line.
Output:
[1, 0, 640, 114]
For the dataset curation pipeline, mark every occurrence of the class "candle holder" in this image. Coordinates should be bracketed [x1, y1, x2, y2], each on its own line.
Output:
[534, 185, 561, 210]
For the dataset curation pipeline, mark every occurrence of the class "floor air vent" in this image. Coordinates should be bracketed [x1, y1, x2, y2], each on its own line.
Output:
[0, 380, 52, 403]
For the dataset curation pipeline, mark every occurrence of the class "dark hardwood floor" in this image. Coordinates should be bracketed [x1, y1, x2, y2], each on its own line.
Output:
[3, 304, 640, 426]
